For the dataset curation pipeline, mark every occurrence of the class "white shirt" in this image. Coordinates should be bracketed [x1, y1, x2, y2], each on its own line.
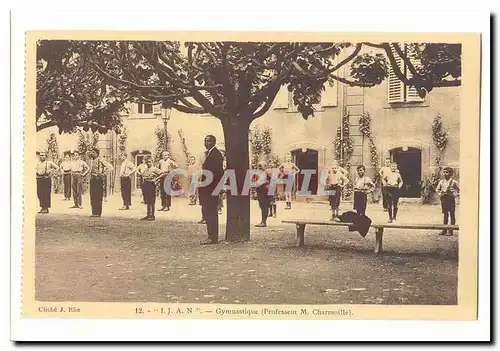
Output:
[120, 160, 136, 177]
[71, 159, 89, 173]
[158, 158, 178, 173]
[383, 170, 403, 187]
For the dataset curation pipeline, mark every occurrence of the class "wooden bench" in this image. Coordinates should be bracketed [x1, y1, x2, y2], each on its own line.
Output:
[282, 220, 459, 254]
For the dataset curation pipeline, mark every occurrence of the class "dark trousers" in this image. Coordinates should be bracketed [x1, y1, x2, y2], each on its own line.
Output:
[382, 187, 388, 209]
[142, 181, 156, 217]
[353, 191, 367, 216]
[90, 177, 104, 216]
[201, 195, 219, 242]
[120, 176, 132, 206]
[386, 187, 400, 219]
[441, 194, 456, 225]
[63, 173, 72, 199]
[37, 177, 51, 209]
[160, 177, 172, 208]
[328, 185, 341, 210]
[72, 174, 83, 207]
[258, 194, 271, 224]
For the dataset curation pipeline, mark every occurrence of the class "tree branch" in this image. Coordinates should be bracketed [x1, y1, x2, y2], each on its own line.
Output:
[36, 120, 58, 132]
[329, 74, 377, 87]
[329, 43, 362, 72]
[190, 88, 226, 119]
[382, 43, 412, 85]
[392, 42, 419, 80]
[93, 63, 165, 91]
[172, 103, 206, 114]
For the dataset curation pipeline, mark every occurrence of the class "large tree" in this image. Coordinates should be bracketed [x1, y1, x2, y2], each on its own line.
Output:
[36, 40, 130, 133]
[79, 40, 460, 242]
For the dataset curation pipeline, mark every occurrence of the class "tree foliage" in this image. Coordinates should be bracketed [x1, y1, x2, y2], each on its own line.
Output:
[83, 41, 460, 120]
[36, 40, 130, 133]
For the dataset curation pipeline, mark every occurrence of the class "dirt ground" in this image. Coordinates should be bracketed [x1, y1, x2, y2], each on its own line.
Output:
[35, 198, 458, 305]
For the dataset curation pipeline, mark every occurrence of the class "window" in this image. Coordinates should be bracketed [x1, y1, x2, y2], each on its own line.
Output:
[137, 103, 153, 114]
[387, 44, 424, 104]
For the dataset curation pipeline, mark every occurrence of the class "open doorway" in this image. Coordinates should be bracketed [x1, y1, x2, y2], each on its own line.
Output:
[291, 148, 318, 195]
[390, 147, 422, 198]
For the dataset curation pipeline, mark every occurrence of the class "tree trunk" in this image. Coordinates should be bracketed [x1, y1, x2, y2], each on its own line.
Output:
[222, 118, 251, 242]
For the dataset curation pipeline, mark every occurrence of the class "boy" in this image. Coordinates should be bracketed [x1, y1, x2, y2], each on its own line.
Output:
[268, 161, 280, 218]
[279, 154, 300, 210]
[70, 151, 89, 209]
[60, 152, 73, 200]
[382, 162, 404, 223]
[141, 156, 162, 220]
[255, 161, 273, 227]
[326, 163, 349, 221]
[118, 153, 136, 210]
[379, 157, 400, 212]
[435, 167, 460, 236]
[187, 155, 199, 205]
[36, 151, 59, 213]
[87, 149, 112, 217]
[136, 158, 147, 204]
[158, 151, 179, 211]
[353, 165, 375, 216]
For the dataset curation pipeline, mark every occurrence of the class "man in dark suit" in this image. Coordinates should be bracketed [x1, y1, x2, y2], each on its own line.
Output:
[199, 135, 224, 245]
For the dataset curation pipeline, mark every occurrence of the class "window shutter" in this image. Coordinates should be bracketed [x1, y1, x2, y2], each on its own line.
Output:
[387, 44, 404, 104]
[321, 80, 338, 107]
[273, 85, 289, 109]
[153, 104, 162, 115]
[405, 45, 425, 102]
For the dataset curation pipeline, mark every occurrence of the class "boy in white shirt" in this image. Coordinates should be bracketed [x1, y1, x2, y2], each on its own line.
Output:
[382, 162, 404, 223]
[435, 167, 460, 236]
[326, 164, 349, 221]
[353, 165, 375, 217]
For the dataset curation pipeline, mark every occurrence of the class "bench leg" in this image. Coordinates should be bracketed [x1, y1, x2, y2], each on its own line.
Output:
[296, 224, 306, 246]
[375, 228, 384, 255]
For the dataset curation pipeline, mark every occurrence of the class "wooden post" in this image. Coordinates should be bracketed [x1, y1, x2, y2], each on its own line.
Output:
[296, 223, 306, 246]
[375, 227, 384, 255]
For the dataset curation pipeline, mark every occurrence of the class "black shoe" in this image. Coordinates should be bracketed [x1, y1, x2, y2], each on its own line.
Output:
[383, 208, 388, 212]
[140, 216, 150, 220]
[198, 219, 206, 224]
[119, 206, 129, 210]
[159, 207, 167, 211]
[439, 229, 447, 235]
[148, 216, 155, 221]
[446, 229, 453, 236]
[255, 222, 267, 227]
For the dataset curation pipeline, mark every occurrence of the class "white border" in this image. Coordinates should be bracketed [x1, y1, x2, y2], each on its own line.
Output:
[9, 4, 491, 342]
